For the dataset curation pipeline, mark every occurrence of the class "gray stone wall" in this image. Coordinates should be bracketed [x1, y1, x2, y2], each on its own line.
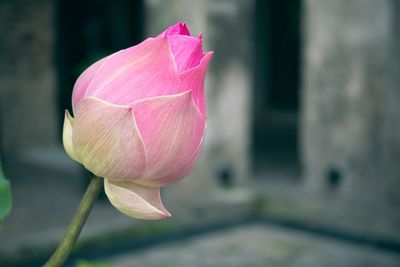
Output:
[301, 0, 399, 207]
[0, 0, 57, 159]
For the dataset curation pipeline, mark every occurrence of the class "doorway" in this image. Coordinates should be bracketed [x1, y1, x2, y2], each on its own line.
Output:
[253, 0, 302, 178]
[55, 0, 145, 131]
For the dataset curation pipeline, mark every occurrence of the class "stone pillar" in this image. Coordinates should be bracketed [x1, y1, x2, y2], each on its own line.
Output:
[0, 0, 57, 159]
[145, 0, 253, 202]
[301, 0, 399, 207]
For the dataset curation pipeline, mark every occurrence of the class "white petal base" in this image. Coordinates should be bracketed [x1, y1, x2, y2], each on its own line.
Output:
[104, 179, 171, 220]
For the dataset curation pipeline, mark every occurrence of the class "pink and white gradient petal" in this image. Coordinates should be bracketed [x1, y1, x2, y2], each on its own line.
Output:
[136, 134, 204, 187]
[72, 56, 110, 112]
[72, 97, 146, 181]
[168, 34, 204, 72]
[132, 91, 205, 181]
[84, 37, 179, 105]
[179, 52, 213, 116]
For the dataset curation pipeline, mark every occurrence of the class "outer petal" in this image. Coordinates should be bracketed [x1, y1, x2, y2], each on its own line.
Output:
[180, 52, 213, 116]
[158, 21, 190, 37]
[84, 37, 180, 105]
[72, 56, 110, 111]
[168, 35, 204, 72]
[73, 97, 146, 181]
[136, 133, 204, 187]
[104, 179, 170, 220]
[132, 91, 205, 182]
[62, 110, 79, 162]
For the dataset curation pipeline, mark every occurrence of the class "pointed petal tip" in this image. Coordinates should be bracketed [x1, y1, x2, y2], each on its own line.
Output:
[179, 50, 213, 76]
[104, 180, 171, 220]
[161, 210, 172, 219]
[63, 110, 80, 162]
[64, 109, 72, 118]
[177, 21, 190, 35]
[204, 51, 214, 60]
[199, 51, 213, 70]
[178, 21, 187, 27]
[197, 51, 214, 66]
[161, 21, 191, 37]
[180, 89, 193, 99]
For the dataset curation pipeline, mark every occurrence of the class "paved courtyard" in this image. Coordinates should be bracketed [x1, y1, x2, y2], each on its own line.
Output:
[95, 224, 400, 267]
[1, 149, 400, 267]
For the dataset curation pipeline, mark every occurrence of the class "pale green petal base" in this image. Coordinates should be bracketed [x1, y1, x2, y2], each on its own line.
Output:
[63, 110, 80, 162]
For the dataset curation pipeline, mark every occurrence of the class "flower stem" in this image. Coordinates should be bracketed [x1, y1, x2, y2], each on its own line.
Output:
[43, 175, 103, 267]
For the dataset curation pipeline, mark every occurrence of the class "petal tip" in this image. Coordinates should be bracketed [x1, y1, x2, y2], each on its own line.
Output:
[177, 21, 190, 35]
[161, 21, 191, 37]
[204, 51, 214, 60]
[160, 210, 172, 219]
[198, 51, 213, 70]
[104, 180, 171, 220]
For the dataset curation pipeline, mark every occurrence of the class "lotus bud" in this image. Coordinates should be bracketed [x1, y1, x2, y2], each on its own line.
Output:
[63, 22, 213, 220]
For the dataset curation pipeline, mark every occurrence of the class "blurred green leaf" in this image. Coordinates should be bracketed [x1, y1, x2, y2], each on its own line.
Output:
[0, 158, 12, 223]
[75, 260, 111, 267]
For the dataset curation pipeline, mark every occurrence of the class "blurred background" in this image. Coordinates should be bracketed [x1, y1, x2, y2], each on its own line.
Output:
[1, 0, 400, 266]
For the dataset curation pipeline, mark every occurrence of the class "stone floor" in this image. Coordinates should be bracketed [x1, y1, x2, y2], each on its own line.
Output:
[1, 147, 400, 267]
[0, 147, 254, 265]
[91, 224, 400, 267]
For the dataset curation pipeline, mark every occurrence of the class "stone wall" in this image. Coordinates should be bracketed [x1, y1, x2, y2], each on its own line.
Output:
[301, 0, 400, 207]
[0, 0, 57, 159]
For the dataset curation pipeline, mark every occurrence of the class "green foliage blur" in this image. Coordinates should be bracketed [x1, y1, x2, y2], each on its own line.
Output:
[0, 157, 12, 224]
[75, 260, 111, 267]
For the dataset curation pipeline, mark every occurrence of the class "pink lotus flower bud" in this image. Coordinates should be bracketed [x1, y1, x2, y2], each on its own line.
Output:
[63, 22, 213, 220]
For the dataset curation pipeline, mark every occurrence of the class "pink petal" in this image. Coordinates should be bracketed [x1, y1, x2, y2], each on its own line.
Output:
[104, 179, 170, 220]
[179, 52, 213, 116]
[132, 91, 205, 182]
[72, 56, 110, 112]
[168, 35, 204, 72]
[84, 37, 181, 105]
[136, 133, 204, 187]
[158, 21, 190, 37]
[72, 97, 146, 181]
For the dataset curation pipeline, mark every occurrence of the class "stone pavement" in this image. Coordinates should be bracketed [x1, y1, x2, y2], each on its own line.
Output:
[1, 147, 400, 267]
[98, 224, 400, 267]
[0, 147, 254, 266]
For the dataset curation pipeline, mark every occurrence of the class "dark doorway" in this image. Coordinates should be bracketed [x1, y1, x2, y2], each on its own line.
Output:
[54, 0, 145, 194]
[253, 0, 302, 177]
[55, 0, 145, 133]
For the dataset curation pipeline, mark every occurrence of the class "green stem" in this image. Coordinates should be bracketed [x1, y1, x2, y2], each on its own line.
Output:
[43, 175, 103, 267]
